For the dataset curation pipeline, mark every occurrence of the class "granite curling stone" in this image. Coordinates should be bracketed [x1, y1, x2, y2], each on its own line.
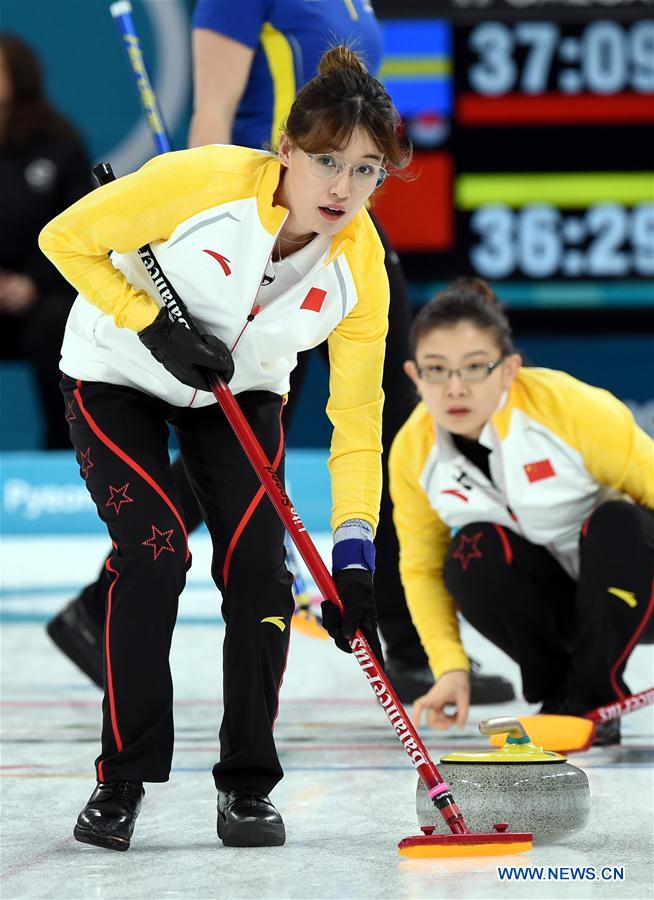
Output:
[416, 717, 590, 843]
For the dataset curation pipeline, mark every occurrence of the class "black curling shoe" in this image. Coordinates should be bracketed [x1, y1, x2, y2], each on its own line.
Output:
[46, 595, 103, 688]
[74, 781, 144, 851]
[540, 695, 622, 747]
[217, 789, 285, 847]
[592, 717, 621, 746]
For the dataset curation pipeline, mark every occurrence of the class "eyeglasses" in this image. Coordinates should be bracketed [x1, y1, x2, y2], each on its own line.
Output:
[305, 153, 387, 189]
[416, 357, 505, 385]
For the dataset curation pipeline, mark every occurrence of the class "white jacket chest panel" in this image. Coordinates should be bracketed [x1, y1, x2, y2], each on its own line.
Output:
[113, 199, 276, 346]
[421, 410, 603, 574]
[496, 411, 601, 547]
[421, 445, 514, 532]
[63, 199, 359, 402]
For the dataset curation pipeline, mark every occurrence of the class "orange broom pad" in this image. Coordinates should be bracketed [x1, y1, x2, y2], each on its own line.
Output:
[398, 832, 533, 858]
[291, 606, 329, 640]
[487, 715, 595, 753]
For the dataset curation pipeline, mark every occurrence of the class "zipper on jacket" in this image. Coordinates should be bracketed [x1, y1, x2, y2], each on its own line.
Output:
[227, 215, 289, 354]
[230, 304, 261, 354]
[228, 231, 346, 357]
[490, 425, 527, 538]
[506, 504, 521, 527]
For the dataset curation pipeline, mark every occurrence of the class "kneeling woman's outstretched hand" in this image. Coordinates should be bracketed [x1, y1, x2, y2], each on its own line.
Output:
[412, 670, 470, 731]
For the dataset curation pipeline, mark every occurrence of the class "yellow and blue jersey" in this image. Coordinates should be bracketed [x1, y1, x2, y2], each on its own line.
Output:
[192, 0, 383, 150]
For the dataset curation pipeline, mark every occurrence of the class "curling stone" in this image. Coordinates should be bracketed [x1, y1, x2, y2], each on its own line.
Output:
[416, 717, 590, 843]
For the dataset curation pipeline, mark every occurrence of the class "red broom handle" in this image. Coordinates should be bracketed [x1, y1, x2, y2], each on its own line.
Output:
[586, 687, 654, 724]
[205, 373, 468, 835]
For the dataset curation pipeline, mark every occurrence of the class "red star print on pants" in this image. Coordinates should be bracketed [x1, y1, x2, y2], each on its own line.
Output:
[142, 525, 175, 560]
[106, 483, 134, 516]
[80, 448, 94, 479]
[452, 531, 484, 572]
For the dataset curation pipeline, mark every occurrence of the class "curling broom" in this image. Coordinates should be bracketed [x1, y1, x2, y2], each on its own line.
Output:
[487, 687, 654, 753]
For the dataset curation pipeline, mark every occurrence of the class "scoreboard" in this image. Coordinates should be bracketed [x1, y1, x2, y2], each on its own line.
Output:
[371, 2, 654, 308]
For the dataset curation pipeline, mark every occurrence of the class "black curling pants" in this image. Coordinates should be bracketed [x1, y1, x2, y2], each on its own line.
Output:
[443, 501, 654, 707]
[62, 376, 293, 791]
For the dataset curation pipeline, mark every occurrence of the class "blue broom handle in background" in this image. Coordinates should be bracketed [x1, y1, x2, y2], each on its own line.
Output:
[109, 0, 172, 155]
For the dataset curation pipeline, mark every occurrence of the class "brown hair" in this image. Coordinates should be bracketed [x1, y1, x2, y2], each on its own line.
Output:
[410, 278, 515, 358]
[281, 45, 411, 172]
[0, 33, 78, 147]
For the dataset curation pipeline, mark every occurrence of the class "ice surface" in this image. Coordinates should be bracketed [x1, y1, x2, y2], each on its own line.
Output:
[2, 533, 652, 899]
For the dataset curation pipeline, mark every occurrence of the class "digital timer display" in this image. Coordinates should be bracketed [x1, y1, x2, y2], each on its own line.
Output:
[467, 202, 654, 279]
[465, 20, 654, 96]
[374, 9, 654, 307]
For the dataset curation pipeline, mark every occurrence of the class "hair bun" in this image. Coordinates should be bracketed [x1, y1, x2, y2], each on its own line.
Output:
[451, 277, 498, 306]
[318, 45, 368, 77]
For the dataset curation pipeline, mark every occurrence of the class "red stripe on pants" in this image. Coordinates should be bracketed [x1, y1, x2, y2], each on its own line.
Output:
[74, 382, 190, 562]
[610, 577, 654, 700]
[494, 524, 513, 566]
[104, 555, 124, 753]
[222, 408, 285, 586]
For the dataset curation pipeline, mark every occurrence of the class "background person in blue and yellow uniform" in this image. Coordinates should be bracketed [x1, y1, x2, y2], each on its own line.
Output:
[39, 47, 410, 852]
[45, 0, 512, 709]
[389, 278, 654, 746]
[190, 0, 384, 149]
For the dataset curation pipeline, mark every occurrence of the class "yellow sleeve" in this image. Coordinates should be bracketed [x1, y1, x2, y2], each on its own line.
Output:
[512, 370, 654, 508]
[38, 147, 241, 332]
[389, 411, 470, 678]
[574, 386, 654, 508]
[326, 238, 388, 533]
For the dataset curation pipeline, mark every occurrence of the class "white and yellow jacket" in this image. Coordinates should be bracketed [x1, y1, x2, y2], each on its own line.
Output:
[39, 145, 389, 532]
[389, 367, 654, 678]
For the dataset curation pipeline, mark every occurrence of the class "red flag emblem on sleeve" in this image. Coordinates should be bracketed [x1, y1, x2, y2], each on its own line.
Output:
[524, 458, 556, 483]
[300, 287, 327, 312]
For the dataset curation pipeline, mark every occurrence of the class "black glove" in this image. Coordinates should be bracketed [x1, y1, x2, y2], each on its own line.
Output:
[138, 307, 234, 390]
[322, 568, 385, 667]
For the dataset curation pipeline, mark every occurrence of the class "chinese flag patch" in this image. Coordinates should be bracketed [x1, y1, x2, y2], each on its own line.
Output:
[524, 459, 556, 483]
[301, 287, 327, 312]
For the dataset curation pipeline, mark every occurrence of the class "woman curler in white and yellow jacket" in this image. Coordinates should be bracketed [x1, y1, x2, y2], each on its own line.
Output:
[390, 278, 654, 746]
[38, 47, 410, 852]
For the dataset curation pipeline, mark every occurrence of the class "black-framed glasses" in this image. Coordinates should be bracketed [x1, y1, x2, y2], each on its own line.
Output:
[416, 357, 506, 385]
[305, 153, 387, 189]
